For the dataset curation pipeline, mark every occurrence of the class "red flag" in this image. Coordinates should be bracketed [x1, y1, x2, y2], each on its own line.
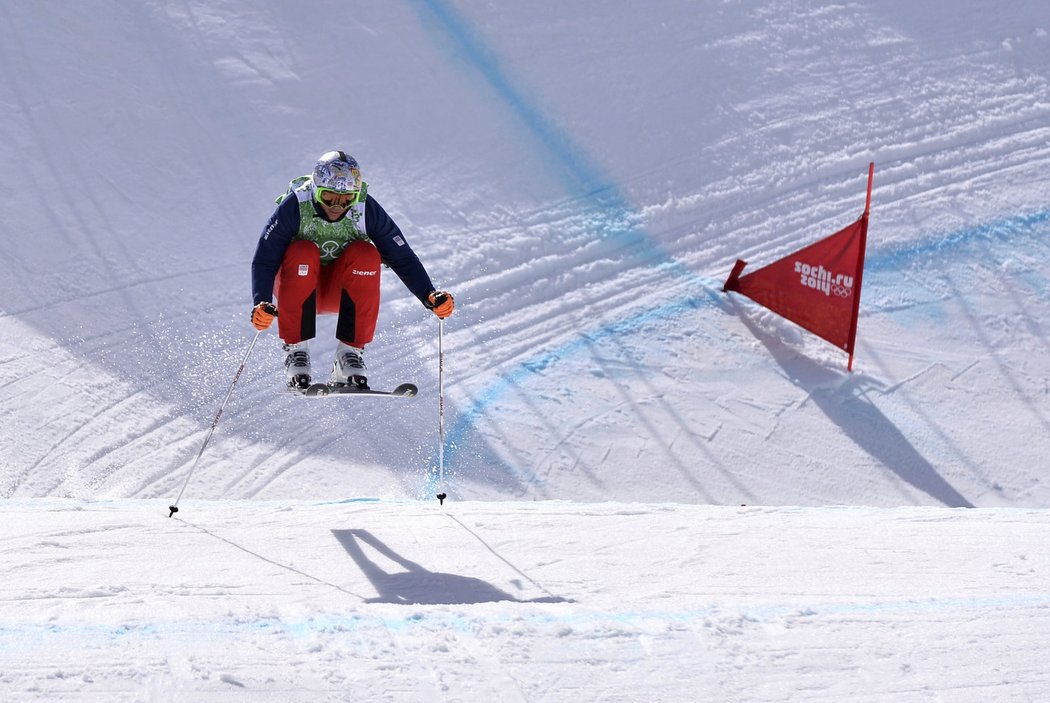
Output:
[724, 164, 872, 370]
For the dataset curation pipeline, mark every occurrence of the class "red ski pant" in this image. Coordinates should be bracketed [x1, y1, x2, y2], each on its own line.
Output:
[274, 240, 381, 346]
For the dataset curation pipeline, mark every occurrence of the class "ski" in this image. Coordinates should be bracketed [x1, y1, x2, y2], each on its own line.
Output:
[294, 382, 418, 398]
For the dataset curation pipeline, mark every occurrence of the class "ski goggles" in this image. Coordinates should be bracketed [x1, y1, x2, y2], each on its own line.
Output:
[314, 186, 361, 210]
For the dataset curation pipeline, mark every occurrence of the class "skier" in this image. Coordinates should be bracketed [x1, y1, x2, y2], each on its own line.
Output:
[250, 150, 454, 390]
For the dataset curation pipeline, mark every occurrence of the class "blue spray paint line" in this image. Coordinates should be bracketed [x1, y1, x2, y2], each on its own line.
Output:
[423, 288, 726, 495]
[413, 0, 615, 201]
[409, 3, 1050, 490]
[409, 0, 708, 494]
[422, 205, 1050, 494]
[866, 207, 1050, 272]
[312, 497, 384, 506]
[4, 592, 1049, 652]
[410, 0, 696, 277]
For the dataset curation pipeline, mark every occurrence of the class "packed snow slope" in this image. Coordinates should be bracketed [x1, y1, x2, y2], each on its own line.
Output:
[2, 1, 1049, 507]
[2, 500, 1048, 701]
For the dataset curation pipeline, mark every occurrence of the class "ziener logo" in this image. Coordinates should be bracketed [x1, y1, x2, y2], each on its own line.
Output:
[794, 261, 853, 298]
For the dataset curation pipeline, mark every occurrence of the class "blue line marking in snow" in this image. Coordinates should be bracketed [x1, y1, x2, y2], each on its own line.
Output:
[411, 0, 693, 271]
[424, 288, 726, 492]
[413, 0, 612, 200]
[312, 497, 384, 505]
[410, 0, 702, 492]
[865, 206, 1050, 272]
[422, 206, 1050, 491]
[409, 0, 1050, 489]
[4, 593, 1050, 650]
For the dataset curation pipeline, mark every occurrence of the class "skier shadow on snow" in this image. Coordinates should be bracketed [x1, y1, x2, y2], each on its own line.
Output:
[332, 529, 566, 605]
[735, 304, 974, 508]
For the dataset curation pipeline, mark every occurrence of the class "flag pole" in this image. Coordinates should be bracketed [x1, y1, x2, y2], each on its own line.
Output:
[864, 161, 874, 217]
[847, 162, 874, 371]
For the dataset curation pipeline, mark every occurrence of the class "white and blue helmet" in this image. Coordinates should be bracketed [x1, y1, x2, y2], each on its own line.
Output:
[312, 150, 363, 193]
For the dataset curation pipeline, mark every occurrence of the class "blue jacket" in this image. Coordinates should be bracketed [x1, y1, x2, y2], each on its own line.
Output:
[251, 194, 436, 306]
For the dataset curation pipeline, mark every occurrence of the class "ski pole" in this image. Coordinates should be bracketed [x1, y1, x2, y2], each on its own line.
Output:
[436, 317, 447, 505]
[168, 329, 263, 517]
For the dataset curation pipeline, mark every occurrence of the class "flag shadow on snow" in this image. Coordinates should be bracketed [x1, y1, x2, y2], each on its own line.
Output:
[733, 302, 974, 508]
[332, 529, 566, 605]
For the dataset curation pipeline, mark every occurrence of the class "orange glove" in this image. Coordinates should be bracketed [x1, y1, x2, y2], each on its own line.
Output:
[251, 302, 277, 330]
[426, 291, 455, 319]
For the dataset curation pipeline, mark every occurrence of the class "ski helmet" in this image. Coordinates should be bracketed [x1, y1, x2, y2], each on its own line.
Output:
[312, 150, 362, 193]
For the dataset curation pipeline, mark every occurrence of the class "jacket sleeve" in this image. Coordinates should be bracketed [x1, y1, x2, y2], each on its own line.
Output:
[251, 196, 301, 305]
[364, 195, 437, 304]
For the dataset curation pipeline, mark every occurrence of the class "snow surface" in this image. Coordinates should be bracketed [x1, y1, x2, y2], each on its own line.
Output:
[1, 0, 1048, 699]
